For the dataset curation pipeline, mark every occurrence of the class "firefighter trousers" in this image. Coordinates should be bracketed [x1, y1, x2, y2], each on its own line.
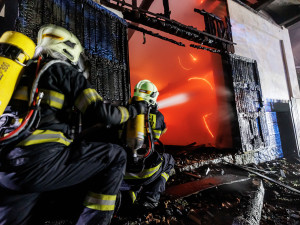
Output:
[0, 139, 127, 225]
[121, 153, 175, 209]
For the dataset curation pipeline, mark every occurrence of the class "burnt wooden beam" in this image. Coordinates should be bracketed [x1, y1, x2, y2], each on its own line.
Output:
[162, 0, 171, 18]
[100, 0, 235, 53]
[128, 23, 185, 47]
[128, 0, 155, 40]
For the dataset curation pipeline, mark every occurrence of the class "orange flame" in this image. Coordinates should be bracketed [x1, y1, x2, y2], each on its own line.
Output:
[178, 56, 192, 71]
[189, 53, 197, 62]
[203, 113, 214, 138]
[188, 77, 214, 90]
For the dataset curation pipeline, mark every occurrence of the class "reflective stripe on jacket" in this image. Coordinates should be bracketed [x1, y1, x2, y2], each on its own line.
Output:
[16, 129, 73, 146]
[13, 86, 65, 110]
[147, 110, 166, 140]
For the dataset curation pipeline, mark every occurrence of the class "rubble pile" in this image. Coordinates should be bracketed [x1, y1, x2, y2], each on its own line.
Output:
[112, 154, 300, 225]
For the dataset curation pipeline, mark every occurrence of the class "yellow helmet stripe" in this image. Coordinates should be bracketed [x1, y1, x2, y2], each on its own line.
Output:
[42, 33, 64, 40]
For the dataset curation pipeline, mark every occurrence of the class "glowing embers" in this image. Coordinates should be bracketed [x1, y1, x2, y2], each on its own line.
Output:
[188, 76, 215, 139]
[188, 77, 214, 90]
[189, 53, 197, 62]
[157, 93, 189, 109]
[177, 56, 192, 71]
[177, 53, 198, 71]
[203, 113, 214, 138]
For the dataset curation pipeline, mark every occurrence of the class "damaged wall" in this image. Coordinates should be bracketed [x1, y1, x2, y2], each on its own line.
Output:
[227, 0, 300, 159]
[1, 0, 131, 104]
[227, 0, 300, 101]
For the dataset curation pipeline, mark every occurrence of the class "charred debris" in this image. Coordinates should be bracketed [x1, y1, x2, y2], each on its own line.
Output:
[112, 146, 300, 225]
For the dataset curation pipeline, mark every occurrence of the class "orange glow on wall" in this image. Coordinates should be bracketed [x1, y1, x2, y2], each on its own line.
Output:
[129, 0, 233, 148]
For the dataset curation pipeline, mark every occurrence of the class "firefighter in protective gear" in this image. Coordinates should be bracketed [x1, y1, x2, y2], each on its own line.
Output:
[0, 24, 146, 225]
[119, 80, 175, 214]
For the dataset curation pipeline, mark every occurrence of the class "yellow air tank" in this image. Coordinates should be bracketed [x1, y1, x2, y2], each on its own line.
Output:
[0, 31, 36, 115]
[126, 96, 145, 155]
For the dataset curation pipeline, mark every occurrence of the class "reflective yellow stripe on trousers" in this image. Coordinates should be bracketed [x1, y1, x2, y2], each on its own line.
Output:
[124, 162, 162, 179]
[84, 192, 116, 211]
[17, 130, 73, 146]
[129, 191, 137, 203]
[161, 172, 170, 181]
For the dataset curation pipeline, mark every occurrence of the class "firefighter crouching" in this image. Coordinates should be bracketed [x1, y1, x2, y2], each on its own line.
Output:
[0, 24, 147, 225]
[119, 80, 175, 214]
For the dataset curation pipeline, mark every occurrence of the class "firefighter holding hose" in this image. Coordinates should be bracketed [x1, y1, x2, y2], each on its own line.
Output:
[119, 80, 175, 214]
[0, 24, 147, 225]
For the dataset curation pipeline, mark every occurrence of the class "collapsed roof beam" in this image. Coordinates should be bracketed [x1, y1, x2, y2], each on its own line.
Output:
[128, 0, 155, 40]
[128, 23, 185, 47]
[100, 0, 235, 53]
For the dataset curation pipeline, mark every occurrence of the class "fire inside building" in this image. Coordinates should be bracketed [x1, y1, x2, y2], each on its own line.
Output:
[0, 0, 300, 224]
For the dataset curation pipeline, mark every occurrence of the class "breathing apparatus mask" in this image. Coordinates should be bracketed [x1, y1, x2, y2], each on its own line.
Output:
[126, 80, 159, 170]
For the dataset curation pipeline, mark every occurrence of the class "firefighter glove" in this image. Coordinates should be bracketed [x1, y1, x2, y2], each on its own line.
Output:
[128, 100, 148, 117]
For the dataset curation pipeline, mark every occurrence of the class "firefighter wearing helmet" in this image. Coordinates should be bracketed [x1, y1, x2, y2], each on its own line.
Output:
[0, 24, 147, 225]
[119, 80, 175, 214]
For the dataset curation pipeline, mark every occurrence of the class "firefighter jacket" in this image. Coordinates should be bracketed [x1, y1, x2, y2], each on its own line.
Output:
[1, 59, 132, 142]
[148, 108, 166, 141]
[0, 58, 131, 225]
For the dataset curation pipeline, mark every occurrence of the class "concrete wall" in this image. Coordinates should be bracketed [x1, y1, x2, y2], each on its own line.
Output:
[227, 0, 300, 101]
[227, 0, 300, 159]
